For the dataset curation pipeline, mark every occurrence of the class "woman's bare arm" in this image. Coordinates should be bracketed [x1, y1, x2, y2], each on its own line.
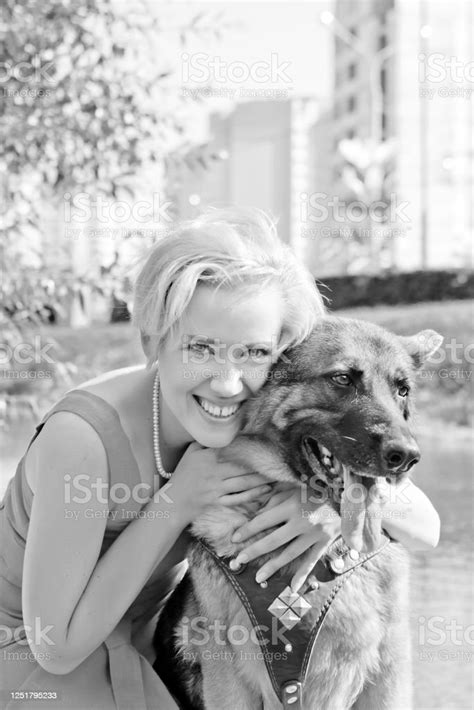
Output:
[381, 478, 440, 550]
[23, 412, 188, 674]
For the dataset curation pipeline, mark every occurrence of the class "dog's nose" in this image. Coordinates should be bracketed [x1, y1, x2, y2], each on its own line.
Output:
[383, 441, 420, 472]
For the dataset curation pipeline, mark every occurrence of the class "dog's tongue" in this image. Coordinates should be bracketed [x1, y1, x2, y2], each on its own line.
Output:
[341, 468, 389, 552]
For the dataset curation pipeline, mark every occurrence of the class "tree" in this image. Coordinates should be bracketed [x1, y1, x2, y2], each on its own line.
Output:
[0, 0, 222, 413]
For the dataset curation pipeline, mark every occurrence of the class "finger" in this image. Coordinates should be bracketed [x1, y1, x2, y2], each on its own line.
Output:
[290, 537, 333, 592]
[232, 524, 297, 566]
[259, 489, 290, 512]
[222, 473, 270, 492]
[219, 484, 272, 507]
[230, 504, 290, 543]
[256, 534, 318, 585]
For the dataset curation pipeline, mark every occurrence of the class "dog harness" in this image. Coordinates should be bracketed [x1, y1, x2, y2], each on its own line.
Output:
[198, 535, 391, 709]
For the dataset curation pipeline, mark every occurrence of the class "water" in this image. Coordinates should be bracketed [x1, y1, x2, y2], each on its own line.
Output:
[1, 422, 473, 709]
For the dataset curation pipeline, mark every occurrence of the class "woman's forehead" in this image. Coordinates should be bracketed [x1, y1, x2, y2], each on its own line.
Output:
[176, 283, 285, 343]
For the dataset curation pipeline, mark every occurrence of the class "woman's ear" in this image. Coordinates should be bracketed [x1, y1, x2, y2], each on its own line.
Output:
[140, 331, 151, 358]
[140, 331, 158, 369]
[399, 329, 444, 369]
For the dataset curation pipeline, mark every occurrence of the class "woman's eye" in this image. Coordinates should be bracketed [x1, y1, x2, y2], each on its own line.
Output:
[187, 342, 212, 360]
[191, 343, 208, 352]
[398, 384, 410, 397]
[330, 373, 352, 387]
[248, 348, 271, 362]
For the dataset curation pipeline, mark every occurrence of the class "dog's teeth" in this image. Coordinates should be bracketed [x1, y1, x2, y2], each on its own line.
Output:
[320, 445, 332, 458]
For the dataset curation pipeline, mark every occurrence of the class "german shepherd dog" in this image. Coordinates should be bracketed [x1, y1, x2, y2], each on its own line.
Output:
[153, 317, 442, 710]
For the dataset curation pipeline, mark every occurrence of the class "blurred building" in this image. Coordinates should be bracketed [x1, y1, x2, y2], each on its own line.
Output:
[324, 0, 473, 272]
[173, 97, 327, 261]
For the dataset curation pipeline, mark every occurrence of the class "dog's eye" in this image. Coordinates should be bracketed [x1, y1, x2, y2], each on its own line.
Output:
[398, 384, 410, 397]
[330, 373, 352, 387]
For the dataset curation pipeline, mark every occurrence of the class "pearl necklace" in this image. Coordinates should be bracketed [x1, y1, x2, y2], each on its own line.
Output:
[152, 370, 173, 479]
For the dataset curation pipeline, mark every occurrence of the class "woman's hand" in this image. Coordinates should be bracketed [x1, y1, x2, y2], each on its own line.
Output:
[171, 442, 273, 525]
[228, 488, 341, 591]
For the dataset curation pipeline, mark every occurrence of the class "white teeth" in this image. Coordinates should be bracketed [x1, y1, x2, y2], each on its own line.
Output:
[320, 445, 332, 458]
[197, 397, 240, 419]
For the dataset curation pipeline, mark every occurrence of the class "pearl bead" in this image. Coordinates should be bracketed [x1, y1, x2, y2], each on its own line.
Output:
[153, 370, 172, 479]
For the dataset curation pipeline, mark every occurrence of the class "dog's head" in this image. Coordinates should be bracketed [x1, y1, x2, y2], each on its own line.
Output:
[231, 317, 442, 550]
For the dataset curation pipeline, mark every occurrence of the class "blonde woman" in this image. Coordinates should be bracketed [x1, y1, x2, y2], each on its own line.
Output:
[0, 207, 439, 709]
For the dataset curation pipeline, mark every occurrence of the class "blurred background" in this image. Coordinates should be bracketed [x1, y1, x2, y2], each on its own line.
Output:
[1, 1, 473, 707]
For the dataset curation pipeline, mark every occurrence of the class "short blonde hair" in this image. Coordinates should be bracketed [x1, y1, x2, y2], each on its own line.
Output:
[133, 206, 325, 365]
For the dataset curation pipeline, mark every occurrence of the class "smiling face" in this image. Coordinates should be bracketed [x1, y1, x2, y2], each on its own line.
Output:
[157, 283, 285, 449]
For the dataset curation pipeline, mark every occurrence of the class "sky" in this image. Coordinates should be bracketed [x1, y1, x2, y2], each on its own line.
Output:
[145, 1, 335, 100]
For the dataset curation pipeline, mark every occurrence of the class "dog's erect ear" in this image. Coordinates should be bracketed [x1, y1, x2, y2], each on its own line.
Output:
[399, 329, 443, 369]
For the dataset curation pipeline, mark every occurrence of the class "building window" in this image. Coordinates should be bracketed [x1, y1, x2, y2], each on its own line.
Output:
[347, 129, 355, 140]
[381, 67, 387, 94]
[348, 95, 356, 113]
[379, 33, 387, 50]
[348, 62, 357, 79]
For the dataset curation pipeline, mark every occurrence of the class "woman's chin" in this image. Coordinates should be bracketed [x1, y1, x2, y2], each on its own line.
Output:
[187, 400, 242, 447]
[190, 420, 240, 448]
[193, 431, 238, 448]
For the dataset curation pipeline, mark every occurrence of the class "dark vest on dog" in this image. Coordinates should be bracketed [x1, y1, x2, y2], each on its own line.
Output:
[198, 535, 392, 709]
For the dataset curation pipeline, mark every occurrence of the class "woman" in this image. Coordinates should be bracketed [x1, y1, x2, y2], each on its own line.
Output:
[0, 207, 439, 709]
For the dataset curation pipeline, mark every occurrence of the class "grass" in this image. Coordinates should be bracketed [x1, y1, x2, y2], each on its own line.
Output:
[1, 300, 472, 428]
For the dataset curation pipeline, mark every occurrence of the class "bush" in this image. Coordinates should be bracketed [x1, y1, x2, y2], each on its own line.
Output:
[318, 270, 474, 310]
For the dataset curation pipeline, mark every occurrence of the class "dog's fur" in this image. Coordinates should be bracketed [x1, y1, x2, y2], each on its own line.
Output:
[153, 317, 442, 710]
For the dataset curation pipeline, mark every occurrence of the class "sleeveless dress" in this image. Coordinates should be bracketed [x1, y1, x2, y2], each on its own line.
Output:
[0, 390, 188, 709]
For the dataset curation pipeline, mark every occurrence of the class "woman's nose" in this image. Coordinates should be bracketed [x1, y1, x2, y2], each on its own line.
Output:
[209, 368, 243, 396]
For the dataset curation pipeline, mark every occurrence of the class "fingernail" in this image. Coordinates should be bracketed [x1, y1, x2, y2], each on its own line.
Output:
[235, 553, 248, 565]
[255, 571, 266, 584]
[231, 532, 241, 542]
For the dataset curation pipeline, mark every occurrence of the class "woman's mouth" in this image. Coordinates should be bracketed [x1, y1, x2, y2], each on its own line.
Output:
[194, 395, 243, 420]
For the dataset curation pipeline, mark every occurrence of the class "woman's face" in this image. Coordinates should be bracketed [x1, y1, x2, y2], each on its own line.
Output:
[157, 283, 285, 449]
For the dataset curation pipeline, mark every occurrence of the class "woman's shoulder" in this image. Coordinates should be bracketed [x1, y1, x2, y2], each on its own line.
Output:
[26, 364, 156, 497]
[25, 410, 108, 494]
[75, 364, 148, 405]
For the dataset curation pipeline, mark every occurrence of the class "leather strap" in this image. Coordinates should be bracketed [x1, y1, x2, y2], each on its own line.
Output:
[197, 535, 391, 706]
